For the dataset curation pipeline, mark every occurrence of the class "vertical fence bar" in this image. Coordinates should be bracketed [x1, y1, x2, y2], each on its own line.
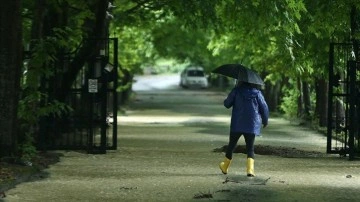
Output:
[348, 61, 356, 160]
[36, 37, 118, 153]
[100, 40, 108, 153]
[327, 43, 335, 154]
[112, 38, 118, 149]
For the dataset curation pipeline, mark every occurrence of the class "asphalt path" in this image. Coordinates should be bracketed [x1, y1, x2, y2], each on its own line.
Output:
[132, 74, 181, 91]
[3, 74, 360, 202]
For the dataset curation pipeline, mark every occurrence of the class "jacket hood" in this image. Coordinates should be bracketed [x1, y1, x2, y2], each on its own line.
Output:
[238, 86, 259, 98]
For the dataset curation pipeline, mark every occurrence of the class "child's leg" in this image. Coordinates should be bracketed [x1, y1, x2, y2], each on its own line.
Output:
[243, 133, 255, 158]
[244, 133, 256, 176]
[219, 132, 241, 174]
[225, 132, 241, 159]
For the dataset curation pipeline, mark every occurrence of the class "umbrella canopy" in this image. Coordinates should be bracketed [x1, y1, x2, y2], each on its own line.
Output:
[212, 64, 264, 86]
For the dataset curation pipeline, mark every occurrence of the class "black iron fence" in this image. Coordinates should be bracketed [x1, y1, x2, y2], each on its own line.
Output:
[327, 43, 360, 160]
[37, 38, 118, 154]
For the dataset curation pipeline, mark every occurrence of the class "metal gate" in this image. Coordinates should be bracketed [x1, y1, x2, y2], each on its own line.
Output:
[327, 42, 360, 160]
[38, 38, 118, 154]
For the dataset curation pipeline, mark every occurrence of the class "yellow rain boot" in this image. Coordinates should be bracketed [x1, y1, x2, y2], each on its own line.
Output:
[246, 158, 255, 177]
[219, 157, 231, 174]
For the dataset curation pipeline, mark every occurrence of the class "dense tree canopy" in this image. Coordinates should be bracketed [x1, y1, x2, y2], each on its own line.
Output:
[1, 0, 359, 157]
[109, 0, 359, 123]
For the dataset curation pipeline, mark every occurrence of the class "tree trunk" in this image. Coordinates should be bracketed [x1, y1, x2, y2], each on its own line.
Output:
[302, 81, 311, 119]
[264, 81, 281, 112]
[118, 68, 133, 105]
[315, 78, 328, 127]
[30, 0, 46, 42]
[297, 77, 304, 117]
[0, 0, 22, 157]
[60, 0, 110, 101]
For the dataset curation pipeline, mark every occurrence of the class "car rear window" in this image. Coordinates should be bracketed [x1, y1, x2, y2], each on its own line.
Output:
[187, 70, 205, 77]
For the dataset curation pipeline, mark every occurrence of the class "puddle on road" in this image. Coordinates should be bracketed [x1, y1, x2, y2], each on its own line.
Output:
[213, 144, 326, 158]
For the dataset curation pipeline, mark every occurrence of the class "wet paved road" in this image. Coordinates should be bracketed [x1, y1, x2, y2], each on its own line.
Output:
[3, 74, 360, 202]
[132, 74, 181, 91]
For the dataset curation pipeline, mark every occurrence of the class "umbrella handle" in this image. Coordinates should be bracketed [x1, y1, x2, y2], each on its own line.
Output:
[236, 71, 242, 87]
[235, 79, 243, 87]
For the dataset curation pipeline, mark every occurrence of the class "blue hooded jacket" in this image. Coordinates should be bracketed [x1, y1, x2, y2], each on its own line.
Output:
[224, 84, 269, 135]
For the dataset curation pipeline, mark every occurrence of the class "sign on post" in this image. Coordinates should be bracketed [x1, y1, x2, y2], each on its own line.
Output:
[88, 79, 98, 93]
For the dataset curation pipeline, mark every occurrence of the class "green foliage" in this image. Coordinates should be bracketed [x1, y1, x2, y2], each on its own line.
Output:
[280, 82, 299, 118]
[21, 28, 74, 121]
[17, 92, 72, 160]
[52, 27, 84, 51]
[17, 0, 360, 139]
[14, 0, 97, 158]
[19, 25, 74, 159]
[107, 0, 360, 121]
[18, 132, 37, 162]
[116, 25, 155, 74]
[151, 18, 214, 71]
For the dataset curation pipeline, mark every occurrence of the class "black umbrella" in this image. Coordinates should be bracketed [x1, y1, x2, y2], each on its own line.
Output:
[212, 64, 264, 86]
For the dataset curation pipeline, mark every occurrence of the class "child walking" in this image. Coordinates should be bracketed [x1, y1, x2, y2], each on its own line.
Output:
[219, 82, 269, 177]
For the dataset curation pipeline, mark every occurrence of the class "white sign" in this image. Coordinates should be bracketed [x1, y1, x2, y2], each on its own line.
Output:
[88, 79, 98, 93]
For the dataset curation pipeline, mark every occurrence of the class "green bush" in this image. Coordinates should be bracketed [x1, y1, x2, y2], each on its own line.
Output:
[280, 86, 299, 119]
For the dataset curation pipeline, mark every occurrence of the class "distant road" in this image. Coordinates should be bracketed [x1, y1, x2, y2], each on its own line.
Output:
[132, 74, 180, 91]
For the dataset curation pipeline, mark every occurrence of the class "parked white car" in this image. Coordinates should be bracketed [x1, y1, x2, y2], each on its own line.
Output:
[180, 66, 209, 88]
